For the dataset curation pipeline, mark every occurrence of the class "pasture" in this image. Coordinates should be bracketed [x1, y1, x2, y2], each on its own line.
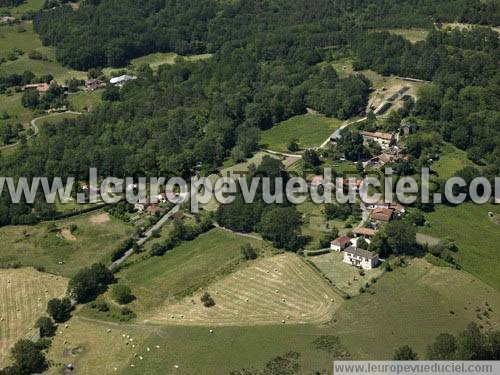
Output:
[260, 113, 342, 152]
[203, 151, 280, 212]
[0, 268, 67, 366]
[46, 257, 500, 373]
[0, 92, 33, 126]
[0, 210, 134, 277]
[47, 316, 342, 375]
[420, 202, 500, 291]
[147, 253, 341, 326]
[116, 229, 275, 317]
[67, 90, 102, 113]
[333, 258, 500, 358]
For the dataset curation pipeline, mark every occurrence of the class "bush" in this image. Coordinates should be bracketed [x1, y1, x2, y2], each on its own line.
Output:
[240, 244, 258, 260]
[96, 301, 109, 312]
[201, 292, 215, 307]
[112, 284, 134, 305]
[46, 297, 72, 323]
[35, 317, 56, 337]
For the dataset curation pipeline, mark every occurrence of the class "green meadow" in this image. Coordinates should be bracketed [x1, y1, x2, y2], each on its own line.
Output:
[260, 113, 342, 152]
[0, 23, 87, 81]
[0, 210, 134, 277]
[421, 202, 500, 291]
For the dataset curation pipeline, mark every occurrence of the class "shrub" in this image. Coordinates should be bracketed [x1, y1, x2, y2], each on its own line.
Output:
[112, 284, 134, 305]
[47, 297, 72, 323]
[201, 292, 215, 307]
[240, 244, 258, 260]
[35, 317, 56, 337]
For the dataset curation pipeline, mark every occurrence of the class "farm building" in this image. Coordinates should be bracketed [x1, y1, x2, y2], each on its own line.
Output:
[330, 236, 351, 252]
[23, 83, 50, 93]
[110, 74, 137, 86]
[85, 79, 105, 91]
[360, 131, 395, 149]
[371, 207, 394, 223]
[343, 247, 379, 270]
[352, 227, 377, 239]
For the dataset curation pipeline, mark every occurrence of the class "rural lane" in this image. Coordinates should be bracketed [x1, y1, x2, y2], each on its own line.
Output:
[109, 205, 180, 270]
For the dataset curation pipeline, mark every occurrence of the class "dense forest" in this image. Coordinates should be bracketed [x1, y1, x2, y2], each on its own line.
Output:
[33, 0, 500, 70]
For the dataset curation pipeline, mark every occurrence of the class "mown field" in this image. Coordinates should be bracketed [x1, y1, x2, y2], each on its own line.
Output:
[147, 253, 340, 326]
[260, 113, 342, 152]
[0, 268, 67, 367]
[421, 202, 500, 291]
[0, 211, 134, 277]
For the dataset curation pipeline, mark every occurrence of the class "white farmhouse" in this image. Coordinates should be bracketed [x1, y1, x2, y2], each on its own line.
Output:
[343, 246, 379, 270]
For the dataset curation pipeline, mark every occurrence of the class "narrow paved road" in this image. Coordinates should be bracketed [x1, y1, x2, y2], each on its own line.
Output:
[109, 205, 180, 270]
[318, 116, 367, 149]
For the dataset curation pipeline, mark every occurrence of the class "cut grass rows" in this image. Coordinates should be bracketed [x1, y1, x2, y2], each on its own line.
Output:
[147, 253, 341, 326]
[0, 268, 67, 366]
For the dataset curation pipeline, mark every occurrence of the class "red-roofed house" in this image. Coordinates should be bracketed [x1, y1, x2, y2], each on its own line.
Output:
[330, 236, 351, 252]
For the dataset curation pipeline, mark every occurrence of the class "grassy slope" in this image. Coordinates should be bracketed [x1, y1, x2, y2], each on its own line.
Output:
[47, 258, 500, 374]
[333, 258, 500, 359]
[117, 229, 274, 316]
[260, 113, 342, 152]
[432, 142, 473, 179]
[0, 210, 134, 277]
[421, 202, 500, 290]
[67, 90, 102, 112]
[0, 92, 33, 125]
